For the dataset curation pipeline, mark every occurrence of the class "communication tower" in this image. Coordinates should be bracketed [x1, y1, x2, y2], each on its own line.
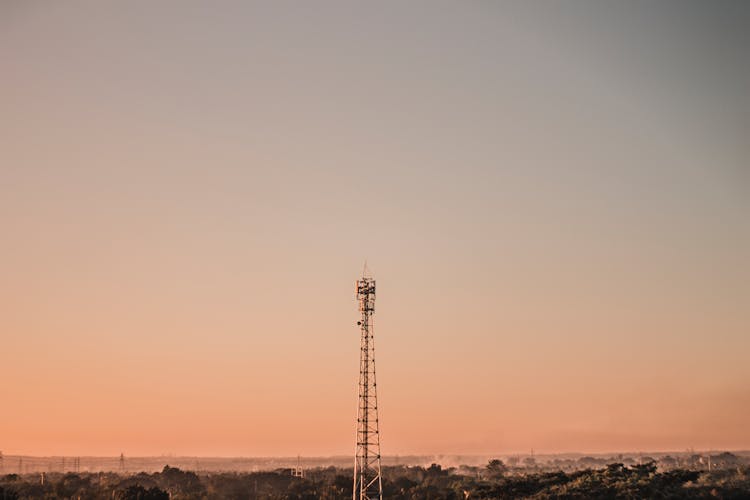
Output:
[353, 273, 383, 500]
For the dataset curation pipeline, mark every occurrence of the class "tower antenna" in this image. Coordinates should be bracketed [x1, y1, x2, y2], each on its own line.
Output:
[353, 271, 383, 499]
[362, 260, 370, 278]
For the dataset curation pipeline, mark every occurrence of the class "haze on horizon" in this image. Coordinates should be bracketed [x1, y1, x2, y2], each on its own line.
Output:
[1, 1, 748, 458]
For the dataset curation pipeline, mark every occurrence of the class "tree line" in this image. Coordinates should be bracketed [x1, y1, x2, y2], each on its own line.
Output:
[2, 461, 750, 499]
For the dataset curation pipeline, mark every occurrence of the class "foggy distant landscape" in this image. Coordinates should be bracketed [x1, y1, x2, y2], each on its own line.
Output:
[3, 451, 750, 498]
[3, 452, 750, 474]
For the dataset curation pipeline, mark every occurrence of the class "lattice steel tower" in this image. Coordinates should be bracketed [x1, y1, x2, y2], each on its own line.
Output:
[353, 273, 383, 500]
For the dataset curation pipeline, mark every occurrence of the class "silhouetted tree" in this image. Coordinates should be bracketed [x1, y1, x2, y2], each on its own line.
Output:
[487, 458, 507, 478]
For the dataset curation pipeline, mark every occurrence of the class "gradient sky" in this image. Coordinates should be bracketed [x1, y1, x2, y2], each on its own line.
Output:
[1, 1, 749, 457]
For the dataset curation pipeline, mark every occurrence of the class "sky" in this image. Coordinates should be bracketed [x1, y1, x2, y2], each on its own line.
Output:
[1, 0, 748, 457]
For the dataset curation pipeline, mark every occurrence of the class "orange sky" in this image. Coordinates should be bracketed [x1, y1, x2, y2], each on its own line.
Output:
[1, 1, 749, 456]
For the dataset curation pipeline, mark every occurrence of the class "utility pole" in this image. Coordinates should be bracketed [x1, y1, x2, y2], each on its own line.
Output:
[292, 455, 304, 478]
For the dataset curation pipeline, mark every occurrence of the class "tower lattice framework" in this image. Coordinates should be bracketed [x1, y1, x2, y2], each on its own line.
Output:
[353, 275, 383, 500]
